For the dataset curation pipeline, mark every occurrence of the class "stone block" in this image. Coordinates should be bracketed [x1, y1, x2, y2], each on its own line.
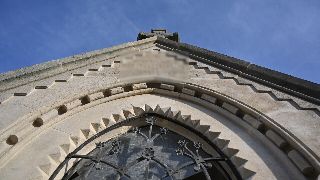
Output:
[110, 87, 124, 95]
[66, 99, 82, 110]
[288, 150, 313, 175]
[152, 88, 180, 98]
[243, 114, 263, 129]
[265, 130, 287, 149]
[88, 92, 104, 101]
[132, 83, 147, 90]
[200, 94, 217, 104]
[159, 84, 175, 91]
[222, 102, 239, 115]
[181, 88, 195, 96]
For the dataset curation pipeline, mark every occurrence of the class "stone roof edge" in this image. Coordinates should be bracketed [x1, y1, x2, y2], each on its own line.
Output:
[0, 36, 158, 83]
[155, 36, 320, 104]
[1, 35, 319, 104]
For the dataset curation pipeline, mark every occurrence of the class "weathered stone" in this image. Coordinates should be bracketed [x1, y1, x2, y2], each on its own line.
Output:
[265, 130, 287, 149]
[181, 88, 195, 96]
[200, 94, 217, 104]
[132, 83, 148, 90]
[222, 102, 239, 115]
[110, 87, 124, 95]
[288, 150, 313, 175]
[159, 83, 175, 91]
[243, 114, 263, 129]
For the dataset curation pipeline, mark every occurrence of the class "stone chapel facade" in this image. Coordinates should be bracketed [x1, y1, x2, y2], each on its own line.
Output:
[0, 30, 319, 179]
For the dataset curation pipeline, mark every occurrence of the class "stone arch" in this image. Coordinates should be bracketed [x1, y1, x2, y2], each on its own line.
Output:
[0, 79, 318, 179]
[45, 105, 251, 180]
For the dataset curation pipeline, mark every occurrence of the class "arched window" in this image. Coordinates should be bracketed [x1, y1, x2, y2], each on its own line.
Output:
[51, 114, 241, 180]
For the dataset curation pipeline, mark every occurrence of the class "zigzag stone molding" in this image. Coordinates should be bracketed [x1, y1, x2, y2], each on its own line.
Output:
[0, 48, 319, 118]
[192, 62, 320, 113]
[0, 37, 158, 92]
[155, 37, 319, 104]
[1, 80, 318, 179]
[38, 104, 255, 180]
[162, 46, 320, 115]
[0, 42, 157, 103]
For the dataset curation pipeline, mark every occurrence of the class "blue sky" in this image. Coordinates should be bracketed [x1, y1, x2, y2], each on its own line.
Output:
[0, 0, 319, 83]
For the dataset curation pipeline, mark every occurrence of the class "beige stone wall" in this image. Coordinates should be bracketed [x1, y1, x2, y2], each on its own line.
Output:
[0, 37, 319, 179]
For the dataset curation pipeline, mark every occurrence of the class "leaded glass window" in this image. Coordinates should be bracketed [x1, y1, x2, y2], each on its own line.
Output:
[51, 114, 241, 180]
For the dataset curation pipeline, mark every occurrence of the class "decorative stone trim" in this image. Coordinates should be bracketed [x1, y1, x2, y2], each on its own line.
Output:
[34, 86, 48, 89]
[13, 93, 27, 96]
[88, 68, 99, 71]
[0, 37, 157, 92]
[265, 130, 288, 149]
[155, 38, 320, 106]
[72, 73, 85, 77]
[159, 45, 320, 114]
[159, 83, 175, 91]
[200, 93, 217, 104]
[38, 104, 255, 180]
[57, 105, 68, 115]
[242, 114, 263, 130]
[32, 118, 43, 127]
[288, 150, 314, 175]
[109, 87, 124, 95]
[88, 92, 104, 101]
[101, 64, 111, 67]
[79, 95, 90, 105]
[0, 81, 318, 179]
[222, 102, 239, 115]
[54, 79, 67, 82]
[6, 135, 18, 145]
[181, 88, 195, 96]
[1, 50, 318, 120]
[132, 83, 147, 90]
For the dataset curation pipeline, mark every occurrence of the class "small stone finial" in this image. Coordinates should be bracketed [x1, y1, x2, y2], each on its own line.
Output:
[137, 29, 179, 42]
